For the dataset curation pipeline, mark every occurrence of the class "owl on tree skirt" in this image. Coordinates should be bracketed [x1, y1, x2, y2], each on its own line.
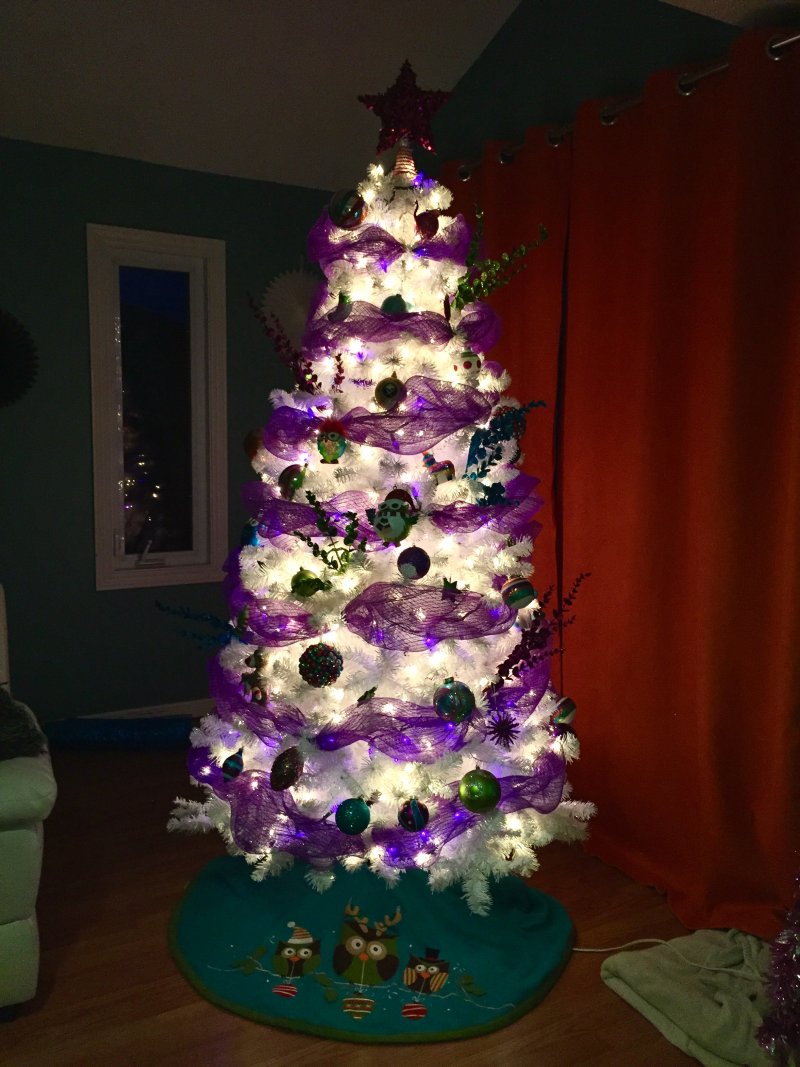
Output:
[403, 947, 450, 995]
[332, 903, 402, 985]
[271, 921, 322, 978]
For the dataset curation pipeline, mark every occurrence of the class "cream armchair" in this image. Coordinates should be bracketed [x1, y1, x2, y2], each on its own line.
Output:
[0, 585, 57, 1011]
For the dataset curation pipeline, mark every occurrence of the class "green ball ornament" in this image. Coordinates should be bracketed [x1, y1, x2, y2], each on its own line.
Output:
[458, 768, 501, 813]
[374, 372, 407, 411]
[278, 464, 305, 500]
[433, 677, 475, 724]
[335, 797, 371, 835]
[298, 642, 343, 688]
[291, 568, 331, 598]
[381, 294, 409, 316]
[328, 189, 367, 230]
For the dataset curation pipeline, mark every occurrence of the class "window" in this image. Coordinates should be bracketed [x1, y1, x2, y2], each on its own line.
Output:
[87, 224, 227, 590]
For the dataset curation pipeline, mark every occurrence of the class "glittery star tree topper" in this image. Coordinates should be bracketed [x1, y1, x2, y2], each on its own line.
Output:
[359, 60, 450, 155]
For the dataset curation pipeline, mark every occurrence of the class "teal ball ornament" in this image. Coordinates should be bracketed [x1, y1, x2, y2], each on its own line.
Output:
[299, 642, 343, 688]
[336, 797, 371, 835]
[501, 577, 537, 610]
[398, 798, 429, 832]
[374, 372, 407, 411]
[433, 677, 475, 724]
[222, 750, 244, 782]
[328, 189, 367, 230]
[458, 768, 501, 813]
[381, 294, 409, 316]
[397, 546, 430, 580]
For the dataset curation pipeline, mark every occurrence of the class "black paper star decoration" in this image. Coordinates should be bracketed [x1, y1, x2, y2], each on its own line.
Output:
[359, 60, 450, 155]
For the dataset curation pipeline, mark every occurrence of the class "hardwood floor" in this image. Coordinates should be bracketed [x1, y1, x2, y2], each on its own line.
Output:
[0, 748, 691, 1066]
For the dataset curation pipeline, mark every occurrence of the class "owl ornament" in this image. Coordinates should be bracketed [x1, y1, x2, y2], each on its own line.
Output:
[271, 921, 322, 998]
[333, 902, 402, 1008]
[316, 419, 348, 464]
[366, 488, 419, 545]
[401, 946, 450, 1020]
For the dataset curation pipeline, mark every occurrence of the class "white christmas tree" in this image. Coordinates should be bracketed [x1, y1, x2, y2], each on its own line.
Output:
[171, 63, 594, 914]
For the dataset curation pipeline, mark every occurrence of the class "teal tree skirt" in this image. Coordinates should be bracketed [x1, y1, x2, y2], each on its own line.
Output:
[170, 856, 574, 1044]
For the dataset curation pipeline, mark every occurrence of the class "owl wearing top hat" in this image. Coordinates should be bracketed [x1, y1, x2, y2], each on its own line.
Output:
[403, 947, 450, 994]
[272, 921, 322, 978]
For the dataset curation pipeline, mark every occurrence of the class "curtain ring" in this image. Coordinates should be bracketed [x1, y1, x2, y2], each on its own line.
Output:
[456, 161, 479, 182]
[676, 73, 696, 96]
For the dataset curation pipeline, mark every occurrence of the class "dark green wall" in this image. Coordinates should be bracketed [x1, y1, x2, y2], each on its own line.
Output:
[0, 137, 326, 719]
[432, 0, 741, 166]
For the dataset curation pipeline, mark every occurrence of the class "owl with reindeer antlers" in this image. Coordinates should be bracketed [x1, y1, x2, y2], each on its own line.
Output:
[332, 902, 402, 986]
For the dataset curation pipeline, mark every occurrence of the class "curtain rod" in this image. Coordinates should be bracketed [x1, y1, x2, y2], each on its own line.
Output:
[457, 30, 799, 179]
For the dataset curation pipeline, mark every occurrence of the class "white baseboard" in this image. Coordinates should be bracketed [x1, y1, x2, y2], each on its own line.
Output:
[86, 698, 212, 720]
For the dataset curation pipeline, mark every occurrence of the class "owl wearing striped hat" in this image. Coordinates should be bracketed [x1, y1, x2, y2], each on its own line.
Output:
[272, 921, 322, 978]
[403, 947, 450, 994]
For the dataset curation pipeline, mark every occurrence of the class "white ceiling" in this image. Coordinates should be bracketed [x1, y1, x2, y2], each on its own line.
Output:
[0, 0, 786, 190]
[0, 0, 519, 190]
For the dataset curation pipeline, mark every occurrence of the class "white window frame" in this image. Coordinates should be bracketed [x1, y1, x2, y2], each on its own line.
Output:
[87, 224, 227, 590]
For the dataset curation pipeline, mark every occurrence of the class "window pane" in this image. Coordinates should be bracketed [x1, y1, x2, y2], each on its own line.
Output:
[119, 266, 193, 555]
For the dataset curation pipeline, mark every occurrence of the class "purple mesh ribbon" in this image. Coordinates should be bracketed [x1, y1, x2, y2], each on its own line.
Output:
[456, 302, 502, 353]
[307, 211, 471, 276]
[315, 697, 470, 763]
[303, 300, 454, 352]
[228, 586, 321, 646]
[342, 376, 492, 455]
[343, 582, 517, 651]
[208, 658, 308, 742]
[431, 473, 544, 541]
[260, 406, 317, 461]
[486, 661, 551, 721]
[372, 750, 567, 868]
[262, 377, 492, 460]
[225, 771, 366, 860]
[241, 485, 385, 546]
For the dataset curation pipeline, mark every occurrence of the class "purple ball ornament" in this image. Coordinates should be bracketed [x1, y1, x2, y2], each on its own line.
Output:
[398, 797, 430, 832]
[433, 677, 475, 724]
[397, 546, 431, 580]
[328, 189, 367, 230]
[299, 642, 344, 688]
[414, 207, 439, 242]
[501, 577, 537, 611]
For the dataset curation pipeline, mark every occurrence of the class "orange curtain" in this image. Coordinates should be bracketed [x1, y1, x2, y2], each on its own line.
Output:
[447, 29, 800, 939]
[441, 133, 572, 602]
